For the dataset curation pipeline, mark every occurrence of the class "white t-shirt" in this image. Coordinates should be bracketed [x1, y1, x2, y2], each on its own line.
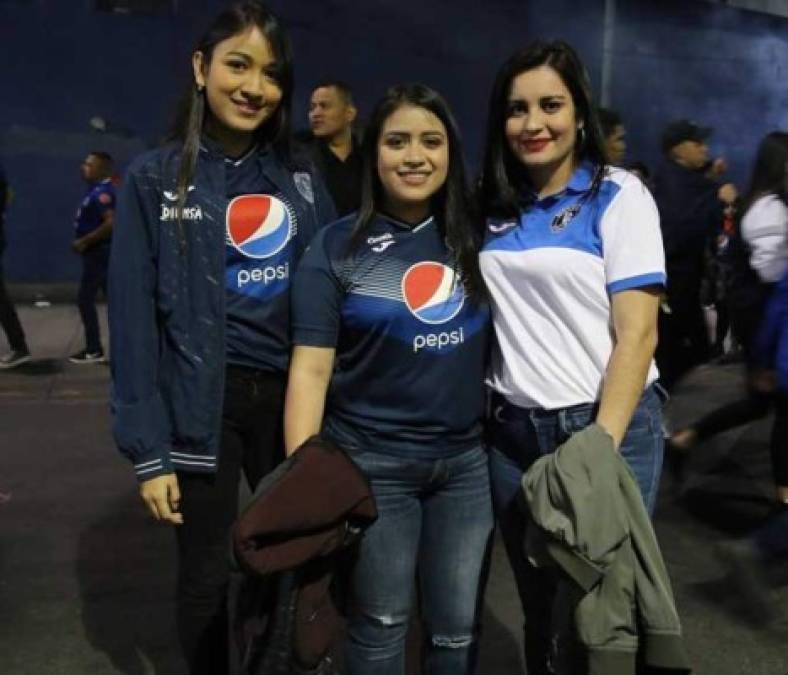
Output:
[741, 194, 788, 284]
[480, 164, 666, 409]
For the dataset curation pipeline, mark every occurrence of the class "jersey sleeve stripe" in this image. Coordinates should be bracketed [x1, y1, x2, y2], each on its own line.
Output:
[606, 272, 666, 295]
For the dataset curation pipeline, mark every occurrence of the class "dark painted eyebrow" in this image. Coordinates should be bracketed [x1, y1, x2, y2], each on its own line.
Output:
[383, 130, 446, 137]
[225, 51, 252, 61]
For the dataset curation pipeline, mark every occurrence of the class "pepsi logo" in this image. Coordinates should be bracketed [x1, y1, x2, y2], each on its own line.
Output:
[401, 262, 465, 324]
[226, 195, 292, 259]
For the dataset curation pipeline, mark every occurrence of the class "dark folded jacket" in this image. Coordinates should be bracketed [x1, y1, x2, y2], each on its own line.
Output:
[522, 425, 691, 675]
[231, 436, 377, 674]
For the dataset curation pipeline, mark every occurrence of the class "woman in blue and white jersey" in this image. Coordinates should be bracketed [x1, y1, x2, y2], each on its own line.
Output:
[284, 84, 492, 675]
[108, 3, 334, 672]
[478, 41, 666, 674]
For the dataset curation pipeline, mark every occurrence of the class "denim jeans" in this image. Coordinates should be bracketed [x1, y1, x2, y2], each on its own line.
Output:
[343, 445, 494, 675]
[487, 384, 665, 675]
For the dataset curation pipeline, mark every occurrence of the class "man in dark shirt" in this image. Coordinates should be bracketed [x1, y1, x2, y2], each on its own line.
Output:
[307, 81, 362, 217]
[69, 152, 115, 364]
[652, 120, 737, 389]
[0, 158, 31, 370]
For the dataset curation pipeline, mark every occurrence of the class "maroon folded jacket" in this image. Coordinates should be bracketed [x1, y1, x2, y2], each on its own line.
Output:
[233, 436, 377, 576]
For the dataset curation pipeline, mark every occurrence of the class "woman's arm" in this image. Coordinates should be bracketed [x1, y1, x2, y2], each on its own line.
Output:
[284, 345, 336, 455]
[595, 287, 661, 449]
[109, 156, 180, 524]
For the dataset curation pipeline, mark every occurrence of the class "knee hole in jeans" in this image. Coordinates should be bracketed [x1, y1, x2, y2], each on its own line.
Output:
[430, 633, 475, 649]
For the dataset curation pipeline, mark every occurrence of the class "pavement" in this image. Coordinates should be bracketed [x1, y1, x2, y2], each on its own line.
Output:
[1, 302, 787, 674]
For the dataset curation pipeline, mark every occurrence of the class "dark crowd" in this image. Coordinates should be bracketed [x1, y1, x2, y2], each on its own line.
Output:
[1, 2, 786, 675]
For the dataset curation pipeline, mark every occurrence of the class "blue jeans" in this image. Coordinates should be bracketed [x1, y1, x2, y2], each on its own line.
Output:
[344, 445, 494, 675]
[487, 385, 665, 675]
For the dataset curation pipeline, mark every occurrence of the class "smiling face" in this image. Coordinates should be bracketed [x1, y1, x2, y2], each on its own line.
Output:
[376, 105, 449, 224]
[192, 25, 283, 154]
[505, 65, 580, 190]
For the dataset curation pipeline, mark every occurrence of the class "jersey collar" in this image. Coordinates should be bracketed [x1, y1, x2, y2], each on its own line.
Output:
[520, 160, 598, 206]
[378, 212, 435, 232]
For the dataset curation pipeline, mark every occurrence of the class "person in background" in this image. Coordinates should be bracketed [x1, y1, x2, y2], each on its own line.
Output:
[597, 106, 626, 166]
[669, 132, 788, 499]
[652, 119, 738, 390]
[108, 3, 335, 673]
[307, 80, 362, 216]
[70, 151, 115, 364]
[285, 83, 492, 675]
[0, 158, 31, 370]
[479, 41, 666, 674]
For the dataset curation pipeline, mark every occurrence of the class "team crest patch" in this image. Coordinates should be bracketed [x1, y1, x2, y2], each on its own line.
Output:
[550, 204, 581, 233]
[293, 172, 314, 204]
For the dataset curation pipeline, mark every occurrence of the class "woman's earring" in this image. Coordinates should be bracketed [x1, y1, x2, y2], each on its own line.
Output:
[577, 126, 586, 148]
[196, 83, 205, 93]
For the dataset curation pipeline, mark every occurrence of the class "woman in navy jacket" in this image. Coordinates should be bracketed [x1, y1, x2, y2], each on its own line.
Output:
[108, 3, 334, 673]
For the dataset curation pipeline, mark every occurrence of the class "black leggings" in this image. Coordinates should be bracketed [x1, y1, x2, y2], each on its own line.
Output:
[175, 366, 286, 675]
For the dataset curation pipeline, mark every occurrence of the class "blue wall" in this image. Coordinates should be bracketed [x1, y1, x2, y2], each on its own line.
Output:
[610, 0, 788, 187]
[0, 0, 785, 282]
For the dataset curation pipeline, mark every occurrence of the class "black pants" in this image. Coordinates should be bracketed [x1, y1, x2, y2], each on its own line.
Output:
[0, 254, 27, 352]
[656, 268, 710, 391]
[77, 246, 109, 353]
[688, 296, 788, 487]
[694, 391, 788, 488]
[175, 366, 286, 675]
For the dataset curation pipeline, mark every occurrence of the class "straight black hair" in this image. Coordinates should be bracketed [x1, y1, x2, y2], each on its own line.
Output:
[743, 131, 788, 213]
[169, 1, 293, 240]
[479, 40, 608, 218]
[351, 84, 485, 300]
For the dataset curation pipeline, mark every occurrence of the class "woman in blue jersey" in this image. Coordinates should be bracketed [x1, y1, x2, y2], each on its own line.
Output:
[108, 3, 334, 673]
[284, 84, 492, 675]
[478, 41, 666, 674]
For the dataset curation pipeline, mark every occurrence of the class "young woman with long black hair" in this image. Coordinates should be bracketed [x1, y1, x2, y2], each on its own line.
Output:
[283, 84, 492, 675]
[478, 41, 667, 673]
[108, 3, 335, 673]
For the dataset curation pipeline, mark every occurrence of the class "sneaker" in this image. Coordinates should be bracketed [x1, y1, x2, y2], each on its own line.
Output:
[0, 349, 31, 370]
[69, 349, 106, 364]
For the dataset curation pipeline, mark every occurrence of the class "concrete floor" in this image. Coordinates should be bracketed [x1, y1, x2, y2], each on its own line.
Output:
[1, 303, 787, 674]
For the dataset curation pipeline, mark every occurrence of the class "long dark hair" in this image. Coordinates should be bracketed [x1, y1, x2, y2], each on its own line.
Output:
[742, 131, 788, 214]
[479, 40, 607, 218]
[169, 2, 293, 223]
[351, 84, 485, 300]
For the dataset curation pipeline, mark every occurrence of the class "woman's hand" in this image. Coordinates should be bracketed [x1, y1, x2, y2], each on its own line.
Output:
[140, 473, 183, 524]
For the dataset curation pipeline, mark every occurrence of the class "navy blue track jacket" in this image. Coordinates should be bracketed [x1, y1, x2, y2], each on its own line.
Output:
[108, 142, 335, 481]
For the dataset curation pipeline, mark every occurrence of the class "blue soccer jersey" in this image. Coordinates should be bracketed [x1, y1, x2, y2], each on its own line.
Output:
[292, 213, 490, 458]
[74, 178, 116, 239]
[480, 163, 666, 409]
[223, 148, 300, 370]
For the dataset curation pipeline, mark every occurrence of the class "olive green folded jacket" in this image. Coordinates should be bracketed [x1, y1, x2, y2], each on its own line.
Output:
[522, 424, 691, 675]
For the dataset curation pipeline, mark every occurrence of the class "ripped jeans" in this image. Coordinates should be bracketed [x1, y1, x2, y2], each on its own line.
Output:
[344, 445, 493, 675]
